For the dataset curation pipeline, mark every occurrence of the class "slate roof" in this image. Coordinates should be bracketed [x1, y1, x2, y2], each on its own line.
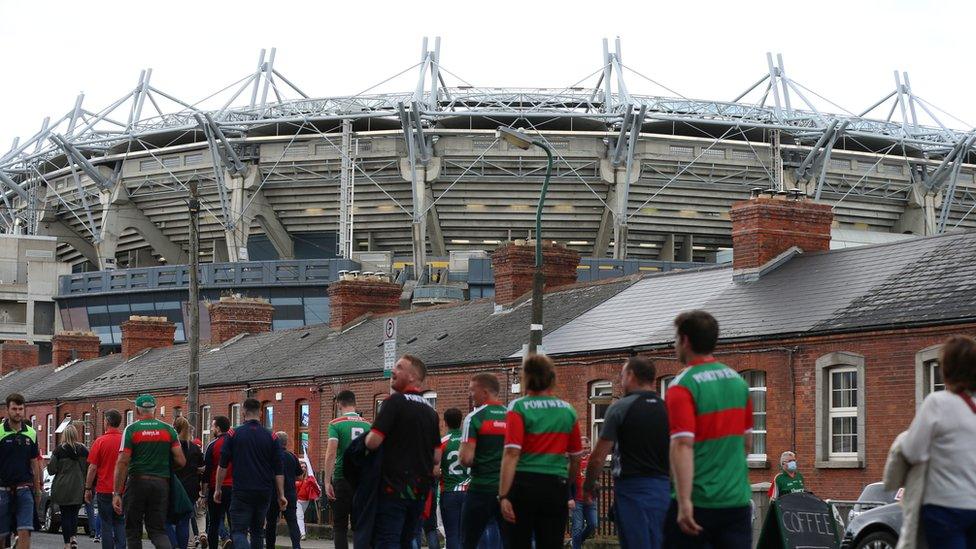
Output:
[540, 230, 976, 354]
[11, 230, 976, 401]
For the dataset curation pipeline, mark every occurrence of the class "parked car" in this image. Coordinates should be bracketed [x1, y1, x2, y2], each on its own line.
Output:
[847, 482, 899, 524]
[841, 502, 901, 549]
[40, 469, 91, 535]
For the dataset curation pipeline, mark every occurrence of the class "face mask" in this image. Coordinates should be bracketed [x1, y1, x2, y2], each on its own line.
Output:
[785, 461, 797, 472]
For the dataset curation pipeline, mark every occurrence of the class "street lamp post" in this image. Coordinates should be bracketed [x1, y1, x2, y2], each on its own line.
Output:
[496, 127, 554, 355]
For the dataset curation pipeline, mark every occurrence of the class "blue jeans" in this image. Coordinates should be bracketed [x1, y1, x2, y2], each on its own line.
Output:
[921, 504, 976, 549]
[166, 512, 193, 549]
[229, 489, 271, 549]
[96, 493, 126, 549]
[614, 476, 669, 549]
[86, 501, 100, 537]
[571, 500, 598, 549]
[440, 492, 464, 549]
[374, 495, 425, 549]
[208, 487, 232, 545]
[0, 486, 34, 535]
[460, 491, 507, 549]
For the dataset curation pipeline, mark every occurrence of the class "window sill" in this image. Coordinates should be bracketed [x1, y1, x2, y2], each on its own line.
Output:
[815, 459, 864, 469]
[747, 459, 769, 469]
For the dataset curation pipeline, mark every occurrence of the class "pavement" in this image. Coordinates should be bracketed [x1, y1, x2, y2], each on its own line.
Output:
[26, 532, 338, 549]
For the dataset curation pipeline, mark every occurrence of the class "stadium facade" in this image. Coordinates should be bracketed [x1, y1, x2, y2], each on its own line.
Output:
[1, 37, 974, 280]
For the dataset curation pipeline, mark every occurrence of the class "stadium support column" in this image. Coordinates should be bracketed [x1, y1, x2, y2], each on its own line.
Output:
[35, 188, 98, 266]
[894, 181, 936, 235]
[594, 159, 639, 259]
[98, 172, 187, 269]
[224, 165, 294, 261]
[400, 157, 443, 277]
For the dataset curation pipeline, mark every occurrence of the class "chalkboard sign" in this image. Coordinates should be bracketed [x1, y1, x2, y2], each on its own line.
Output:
[757, 492, 841, 549]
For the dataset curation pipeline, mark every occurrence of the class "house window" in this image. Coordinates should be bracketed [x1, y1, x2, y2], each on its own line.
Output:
[374, 394, 387, 420]
[915, 345, 945, 409]
[659, 375, 675, 399]
[263, 402, 274, 430]
[82, 412, 93, 446]
[297, 400, 310, 455]
[589, 381, 613, 442]
[230, 404, 241, 427]
[200, 405, 212, 447]
[125, 410, 134, 427]
[46, 415, 54, 455]
[829, 368, 858, 457]
[423, 391, 438, 409]
[742, 370, 767, 459]
[815, 352, 866, 467]
[29, 415, 36, 430]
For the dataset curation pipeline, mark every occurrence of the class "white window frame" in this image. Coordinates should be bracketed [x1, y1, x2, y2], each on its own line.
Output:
[422, 391, 438, 409]
[828, 367, 858, 459]
[82, 412, 92, 446]
[815, 351, 866, 468]
[930, 362, 944, 394]
[200, 406, 212, 446]
[46, 415, 54, 455]
[230, 404, 241, 427]
[125, 410, 134, 426]
[743, 370, 767, 462]
[263, 403, 274, 429]
[915, 345, 944, 410]
[589, 381, 613, 443]
[659, 375, 675, 399]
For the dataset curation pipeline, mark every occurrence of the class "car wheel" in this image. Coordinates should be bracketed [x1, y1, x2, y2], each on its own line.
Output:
[856, 530, 898, 549]
[44, 505, 57, 533]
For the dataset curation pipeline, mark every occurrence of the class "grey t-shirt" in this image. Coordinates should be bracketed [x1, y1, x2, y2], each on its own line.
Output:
[901, 390, 976, 510]
[601, 390, 670, 478]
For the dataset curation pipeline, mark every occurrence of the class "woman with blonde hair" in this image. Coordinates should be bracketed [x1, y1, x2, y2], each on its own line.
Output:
[167, 416, 204, 549]
[901, 335, 976, 548]
[48, 423, 89, 549]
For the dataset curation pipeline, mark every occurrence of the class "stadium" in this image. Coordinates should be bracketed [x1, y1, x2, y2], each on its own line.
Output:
[1, 37, 974, 275]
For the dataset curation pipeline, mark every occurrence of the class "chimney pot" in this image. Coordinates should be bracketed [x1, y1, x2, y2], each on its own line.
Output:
[121, 316, 176, 358]
[327, 278, 402, 330]
[52, 331, 101, 366]
[0, 341, 39, 375]
[490, 241, 581, 307]
[207, 297, 274, 345]
[730, 196, 833, 272]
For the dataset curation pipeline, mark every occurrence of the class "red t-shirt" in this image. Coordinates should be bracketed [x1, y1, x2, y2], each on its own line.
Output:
[87, 428, 123, 495]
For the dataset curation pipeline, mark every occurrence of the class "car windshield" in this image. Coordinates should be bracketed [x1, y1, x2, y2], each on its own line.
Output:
[853, 483, 897, 511]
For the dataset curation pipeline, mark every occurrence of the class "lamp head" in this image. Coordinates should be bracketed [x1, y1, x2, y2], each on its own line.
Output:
[496, 126, 534, 150]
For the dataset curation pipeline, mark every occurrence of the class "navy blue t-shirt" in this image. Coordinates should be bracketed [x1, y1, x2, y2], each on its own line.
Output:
[0, 420, 40, 485]
[281, 450, 301, 501]
[219, 419, 283, 493]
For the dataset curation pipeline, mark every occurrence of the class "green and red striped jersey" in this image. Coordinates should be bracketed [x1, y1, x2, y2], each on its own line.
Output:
[666, 358, 753, 508]
[462, 402, 506, 492]
[439, 429, 470, 492]
[121, 418, 179, 478]
[504, 395, 584, 478]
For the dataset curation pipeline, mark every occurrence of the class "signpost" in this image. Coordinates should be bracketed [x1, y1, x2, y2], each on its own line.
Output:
[383, 317, 397, 379]
[757, 492, 842, 549]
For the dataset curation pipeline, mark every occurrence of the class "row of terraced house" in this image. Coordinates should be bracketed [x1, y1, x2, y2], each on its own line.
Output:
[0, 195, 974, 501]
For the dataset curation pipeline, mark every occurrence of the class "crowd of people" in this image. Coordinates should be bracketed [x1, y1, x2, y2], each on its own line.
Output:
[0, 309, 972, 549]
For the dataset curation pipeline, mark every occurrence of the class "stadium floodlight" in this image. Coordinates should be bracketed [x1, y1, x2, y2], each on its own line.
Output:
[496, 126, 535, 150]
[496, 126, 554, 356]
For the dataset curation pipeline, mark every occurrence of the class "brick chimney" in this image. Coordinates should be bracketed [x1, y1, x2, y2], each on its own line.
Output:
[207, 296, 274, 344]
[52, 331, 101, 366]
[327, 277, 402, 330]
[0, 341, 39, 375]
[121, 316, 176, 359]
[491, 241, 581, 307]
[730, 195, 833, 272]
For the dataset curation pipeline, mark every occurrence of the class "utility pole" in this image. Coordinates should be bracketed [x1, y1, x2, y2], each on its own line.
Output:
[187, 180, 201, 436]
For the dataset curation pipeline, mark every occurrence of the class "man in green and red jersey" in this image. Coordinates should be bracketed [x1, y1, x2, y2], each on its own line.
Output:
[113, 394, 186, 549]
[767, 451, 805, 501]
[324, 390, 370, 549]
[459, 373, 507, 549]
[664, 311, 753, 549]
[439, 408, 469, 549]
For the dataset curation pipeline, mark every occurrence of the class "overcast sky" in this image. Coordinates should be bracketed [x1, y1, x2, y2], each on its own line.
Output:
[1, 0, 974, 149]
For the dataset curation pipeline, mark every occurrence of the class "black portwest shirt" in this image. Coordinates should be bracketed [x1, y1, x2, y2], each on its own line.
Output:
[370, 391, 440, 499]
[600, 390, 670, 478]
